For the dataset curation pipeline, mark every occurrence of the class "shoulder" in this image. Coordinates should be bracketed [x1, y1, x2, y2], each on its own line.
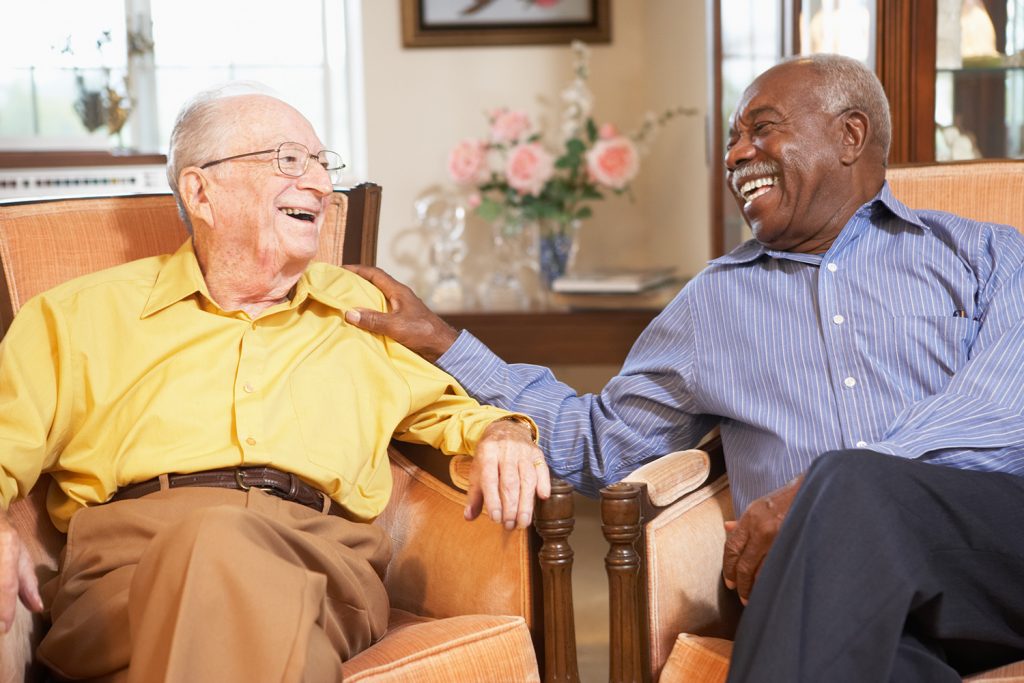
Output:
[27, 254, 169, 312]
[303, 261, 388, 311]
[915, 210, 1024, 265]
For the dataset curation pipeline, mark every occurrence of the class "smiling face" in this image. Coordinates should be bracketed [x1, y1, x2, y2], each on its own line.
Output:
[194, 95, 333, 277]
[725, 61, 859, 254]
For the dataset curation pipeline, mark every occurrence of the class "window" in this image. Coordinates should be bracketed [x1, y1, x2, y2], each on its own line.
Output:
[0, 0, 365, 179]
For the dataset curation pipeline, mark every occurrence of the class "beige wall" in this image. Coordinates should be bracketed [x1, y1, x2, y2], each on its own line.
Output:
[359, 0, 710, 295]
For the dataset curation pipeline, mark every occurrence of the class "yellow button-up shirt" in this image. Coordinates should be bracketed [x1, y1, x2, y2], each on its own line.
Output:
[0, 241, 523, 531]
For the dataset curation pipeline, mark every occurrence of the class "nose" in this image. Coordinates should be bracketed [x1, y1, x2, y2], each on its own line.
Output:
[298, 160, 334, 197]
[725, 134, 755, 173]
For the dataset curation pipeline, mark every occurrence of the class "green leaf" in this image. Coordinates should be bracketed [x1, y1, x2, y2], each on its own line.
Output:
[586, 118, 598, 143]
[566, 138, 586, 155]
[477, 198, 503, 221]
[575, 206, 593, 220]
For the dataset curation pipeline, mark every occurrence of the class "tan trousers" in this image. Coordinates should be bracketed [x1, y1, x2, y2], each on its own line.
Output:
[36, 486, 391, 682]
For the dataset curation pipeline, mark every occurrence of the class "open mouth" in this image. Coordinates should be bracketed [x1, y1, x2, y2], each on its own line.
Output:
[739, 176, 778, 203]
[281, 207, 317, 223]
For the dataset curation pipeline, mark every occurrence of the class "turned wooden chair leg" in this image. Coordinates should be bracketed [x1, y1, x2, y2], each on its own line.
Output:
[602, 481, 647, 683]
[535, 478, 580, 683]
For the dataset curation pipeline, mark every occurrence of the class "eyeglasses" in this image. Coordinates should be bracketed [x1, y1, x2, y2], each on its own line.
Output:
[200, 142, 345, 184]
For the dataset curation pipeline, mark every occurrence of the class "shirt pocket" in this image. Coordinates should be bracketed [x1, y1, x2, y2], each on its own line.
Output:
[866, 315, 979, 400]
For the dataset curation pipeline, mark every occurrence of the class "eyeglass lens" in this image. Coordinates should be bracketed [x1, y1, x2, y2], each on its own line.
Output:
[276, 142, 344, 183]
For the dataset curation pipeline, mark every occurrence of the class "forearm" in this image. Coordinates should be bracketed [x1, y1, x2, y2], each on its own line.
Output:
[438, 331, 715, 495]
[872, 317, 1024, 469]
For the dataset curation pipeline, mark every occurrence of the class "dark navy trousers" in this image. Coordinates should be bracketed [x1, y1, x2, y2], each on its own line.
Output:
[727, 450, 1024, 682]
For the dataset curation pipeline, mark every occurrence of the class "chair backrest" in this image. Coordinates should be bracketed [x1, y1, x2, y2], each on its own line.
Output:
[886, 160, 1024, 231]
[0, 183, 381, 336]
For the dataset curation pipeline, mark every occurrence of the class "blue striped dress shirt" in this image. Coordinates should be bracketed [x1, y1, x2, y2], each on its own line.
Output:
[439, 183, 1024, 512]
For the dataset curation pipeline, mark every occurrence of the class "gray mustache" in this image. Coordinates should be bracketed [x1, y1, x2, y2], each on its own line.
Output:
[730, 161, 780, 195]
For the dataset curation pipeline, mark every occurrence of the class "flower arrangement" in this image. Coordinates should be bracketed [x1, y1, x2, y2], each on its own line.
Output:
[446, 41, 692, 286]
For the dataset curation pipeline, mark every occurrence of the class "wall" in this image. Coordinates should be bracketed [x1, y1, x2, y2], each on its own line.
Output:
[359, 0, 710, 295]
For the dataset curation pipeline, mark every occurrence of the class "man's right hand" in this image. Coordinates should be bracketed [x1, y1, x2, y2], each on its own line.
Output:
[343, 265, 459, 363]
[0, 513, 44, 633]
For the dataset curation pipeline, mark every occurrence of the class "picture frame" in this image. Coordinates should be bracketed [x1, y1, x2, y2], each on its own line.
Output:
[401, 0, 611, 48]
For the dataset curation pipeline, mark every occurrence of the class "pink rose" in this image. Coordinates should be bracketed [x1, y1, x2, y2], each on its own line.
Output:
[534, 0, 560, 6]
[598, 122, 619, 139]
[490, 109, 532, 144]
[466, 192, 482, 209]
[586, 136, 639, 190]
[447, 139, 488, 184]
[505, 142, 554, 196]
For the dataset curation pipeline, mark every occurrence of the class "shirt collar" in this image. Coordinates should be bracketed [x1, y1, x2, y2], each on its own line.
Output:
[708, 181, 930, 267]
[142, 240, 210, 318]
[141, 242, 345, 319]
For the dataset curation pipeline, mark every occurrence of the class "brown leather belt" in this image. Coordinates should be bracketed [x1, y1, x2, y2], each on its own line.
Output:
[110, 466, 345, 517]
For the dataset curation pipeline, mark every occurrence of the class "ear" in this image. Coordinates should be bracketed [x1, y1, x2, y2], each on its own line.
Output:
[838, 110, 869, 166]
[179, 168, 215, 230]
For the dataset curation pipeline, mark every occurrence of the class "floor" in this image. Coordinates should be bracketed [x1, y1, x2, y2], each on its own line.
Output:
[570, 492, 611, 682]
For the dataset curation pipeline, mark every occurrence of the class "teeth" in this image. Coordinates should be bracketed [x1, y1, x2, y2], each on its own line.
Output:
[739, 176, 777, 201]
[282, 208, 315, 221]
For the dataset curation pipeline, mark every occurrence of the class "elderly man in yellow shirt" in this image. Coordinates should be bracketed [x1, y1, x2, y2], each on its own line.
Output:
[0, 88, 549, 681]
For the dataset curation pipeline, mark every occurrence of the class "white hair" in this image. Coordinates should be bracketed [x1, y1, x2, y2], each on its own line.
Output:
[781, 54, 892, 163]
[165, 81, 282, 233]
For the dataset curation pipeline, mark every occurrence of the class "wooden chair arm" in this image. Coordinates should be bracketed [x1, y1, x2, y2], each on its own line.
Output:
[601, 434, 740, 683]
[383, 444, 579, 683]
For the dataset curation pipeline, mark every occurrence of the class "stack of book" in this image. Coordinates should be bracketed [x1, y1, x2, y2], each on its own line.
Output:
[549, 267, 686, 310]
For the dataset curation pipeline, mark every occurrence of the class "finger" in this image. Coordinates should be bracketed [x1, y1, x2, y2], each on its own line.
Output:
[344, 307, 391, 333]
[721, 521, 748, 590]
[479, 453, 503, 525]
[724, 520, 738, 532]
[464, 483, 484, 521]
[535, 456, 551, 501]
[0, 540, 17, 632]
[342, 264, 410, 299]
[734, 532, 770, 603]
[515, 458, 538, 528]
[498, 457, 521, 530]
[739, 554, 767, 606]
[16, 550, 42, 612]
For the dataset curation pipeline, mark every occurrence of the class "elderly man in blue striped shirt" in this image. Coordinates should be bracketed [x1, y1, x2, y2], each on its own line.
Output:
[346, 53, 1024, 680]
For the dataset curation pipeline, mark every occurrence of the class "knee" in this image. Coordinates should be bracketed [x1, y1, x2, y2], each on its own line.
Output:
[799, 449, 909, 516]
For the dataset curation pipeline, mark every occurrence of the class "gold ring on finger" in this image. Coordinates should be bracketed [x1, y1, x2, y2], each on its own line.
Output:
[532, 457, 545, 467]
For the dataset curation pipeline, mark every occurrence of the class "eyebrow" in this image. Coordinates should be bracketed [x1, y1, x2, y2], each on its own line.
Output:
[728, 105, 784, 137]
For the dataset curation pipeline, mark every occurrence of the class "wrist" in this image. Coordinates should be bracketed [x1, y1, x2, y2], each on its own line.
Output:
[488, 414, 539, 442]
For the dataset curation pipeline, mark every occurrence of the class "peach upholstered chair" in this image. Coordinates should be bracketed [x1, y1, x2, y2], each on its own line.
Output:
[0, 185, 580, 683]
[599, 160, 1024, 683]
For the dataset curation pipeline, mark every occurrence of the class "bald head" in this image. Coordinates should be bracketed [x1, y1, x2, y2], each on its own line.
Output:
[166, 87, 304, 233]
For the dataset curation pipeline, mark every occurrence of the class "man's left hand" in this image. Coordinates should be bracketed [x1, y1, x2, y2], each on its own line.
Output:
[722, 474, 804, 605]
[466, 419, 551, 530]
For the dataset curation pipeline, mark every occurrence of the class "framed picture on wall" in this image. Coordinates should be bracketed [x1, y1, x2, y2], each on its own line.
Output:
[401, 0, 611, 48]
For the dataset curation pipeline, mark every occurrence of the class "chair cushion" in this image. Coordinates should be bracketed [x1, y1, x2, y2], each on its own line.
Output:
[966, 661, 1024, 682]
[658, 633, 1024, 683]
[341, 609, 540, 682]
[658, 634, 731, 683]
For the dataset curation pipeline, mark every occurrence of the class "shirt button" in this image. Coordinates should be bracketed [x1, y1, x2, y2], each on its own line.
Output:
[245, 437, 257, 446]
[855, 440, 868, 448]
[243, 383, 255, 393]
[843, 376, 857, 388]
[832, 314, 845, 325]
[827, 263, 838, 272]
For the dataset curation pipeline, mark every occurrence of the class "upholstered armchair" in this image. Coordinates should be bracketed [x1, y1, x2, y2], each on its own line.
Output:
[0, 186, 580, 683]
[600, 161, 1024, 683]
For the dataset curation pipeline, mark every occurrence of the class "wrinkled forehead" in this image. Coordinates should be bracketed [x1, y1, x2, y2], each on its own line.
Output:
[730, 63, 823, 130]
[220, 94, 324, 151]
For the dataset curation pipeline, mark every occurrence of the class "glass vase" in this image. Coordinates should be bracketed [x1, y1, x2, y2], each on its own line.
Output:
[479, 215, 533, 311]
[537, 218, 581, 291]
